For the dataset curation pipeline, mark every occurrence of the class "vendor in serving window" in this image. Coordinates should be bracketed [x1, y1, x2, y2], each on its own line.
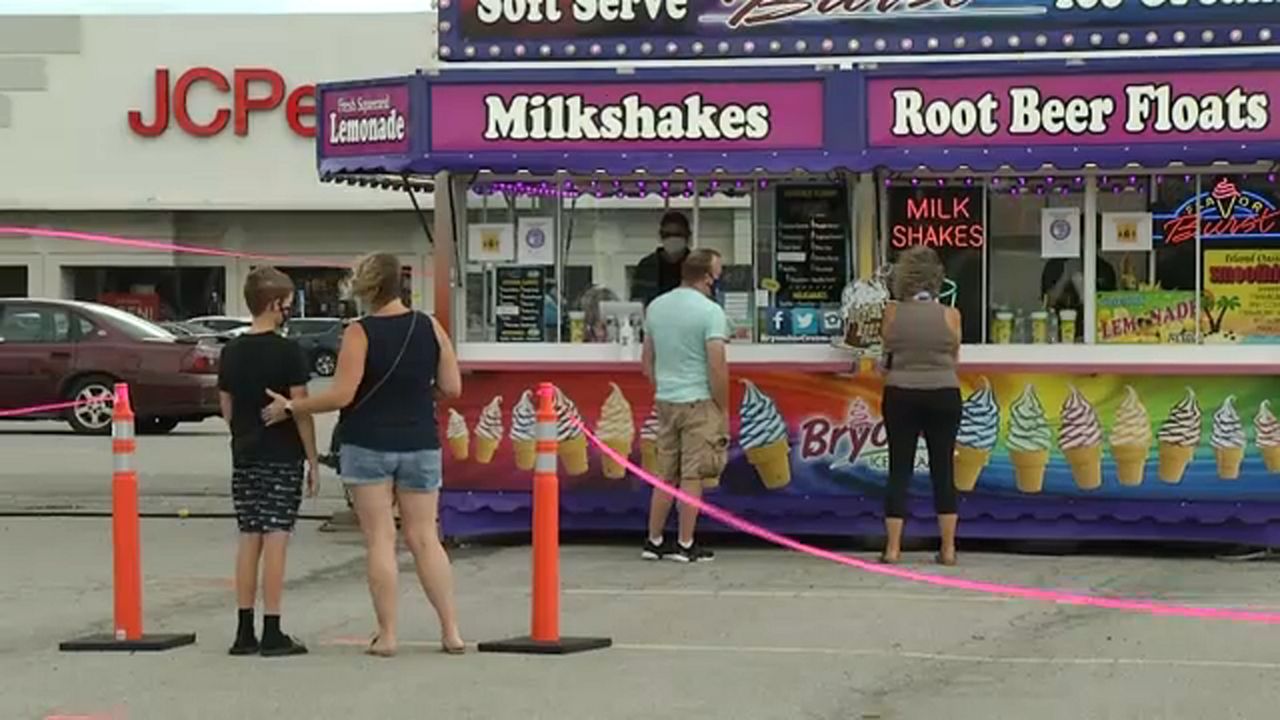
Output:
[630, 210, 692, 307]
[1041, 256, 1118, 317]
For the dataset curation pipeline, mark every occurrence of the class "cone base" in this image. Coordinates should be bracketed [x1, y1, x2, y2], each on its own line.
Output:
[60, 632, 197, 652]
[478, 635, 612, 655]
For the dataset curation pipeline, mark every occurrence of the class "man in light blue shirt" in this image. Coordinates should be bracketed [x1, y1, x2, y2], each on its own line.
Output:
[640, 248, 729, 563]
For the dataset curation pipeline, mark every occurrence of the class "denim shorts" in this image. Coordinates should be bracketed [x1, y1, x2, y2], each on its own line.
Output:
[340, 444, 443, 492]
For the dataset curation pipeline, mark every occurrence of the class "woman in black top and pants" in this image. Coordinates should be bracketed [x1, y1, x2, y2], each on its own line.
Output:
[264, 253, 464, 657]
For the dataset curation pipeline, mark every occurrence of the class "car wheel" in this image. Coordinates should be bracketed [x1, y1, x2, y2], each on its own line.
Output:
[313, 350, 337, 378]
[138, 417, 180, 435]
[67, 376, 116, 435]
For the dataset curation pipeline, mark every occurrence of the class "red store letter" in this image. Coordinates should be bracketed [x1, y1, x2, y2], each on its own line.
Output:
[234, 68, 285, 136]
[174, 67, 231, 137]
[128, 68, 170, 137]
[286, 84, 317, 138]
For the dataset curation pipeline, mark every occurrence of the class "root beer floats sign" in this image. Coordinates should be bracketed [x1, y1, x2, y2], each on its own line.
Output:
[867, 70, 1280, 149]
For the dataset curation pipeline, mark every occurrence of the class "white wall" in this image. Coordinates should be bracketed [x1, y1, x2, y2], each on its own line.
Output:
[0, 13, 437, 211]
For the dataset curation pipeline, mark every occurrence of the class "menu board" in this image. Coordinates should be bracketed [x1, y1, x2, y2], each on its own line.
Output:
[495, 266, 546, 343]
[773, 183, 850, 307]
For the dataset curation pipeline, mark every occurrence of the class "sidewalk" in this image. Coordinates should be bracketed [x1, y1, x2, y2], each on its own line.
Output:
[7, 517, 1280, 719]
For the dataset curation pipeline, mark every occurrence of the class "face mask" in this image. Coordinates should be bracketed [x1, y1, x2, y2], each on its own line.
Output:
[709, 276, 723, 302]
[661, 236, 688, 256]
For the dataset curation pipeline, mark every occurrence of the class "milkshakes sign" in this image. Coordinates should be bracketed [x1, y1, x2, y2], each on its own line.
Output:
[429, 81, 824, 151]
[868, 70, 1280, 148]
[320, 84, 411, 157]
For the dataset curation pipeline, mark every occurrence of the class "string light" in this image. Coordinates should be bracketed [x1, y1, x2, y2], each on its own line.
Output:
[475, 178, 770, 199]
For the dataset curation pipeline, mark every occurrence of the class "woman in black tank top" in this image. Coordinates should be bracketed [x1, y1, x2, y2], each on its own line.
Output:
[263, 253, 464, 656]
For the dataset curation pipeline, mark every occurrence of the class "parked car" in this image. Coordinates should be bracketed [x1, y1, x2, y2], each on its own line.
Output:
[188, 316, 251, 337]
[160, 321, 231, 345]
[284, 317, 345, 377]
[0, 299, 222, 434]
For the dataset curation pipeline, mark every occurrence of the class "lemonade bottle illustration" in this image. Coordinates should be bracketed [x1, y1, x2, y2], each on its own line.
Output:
[1255, 400, 1280, 473]
[474, 396, 503, 465]
[1211, 395, 1246, 480]
[954, 377, 999, 492]
[1157, 387, 1201, 484]
[554, 386, 589, 476]
[446, 408, 470, 461]
[1109, 385, 1152, 487]
[596, 383, 636, 480]
[510, 390, 537, 471]
[1058, 386, 1103, 491]
[1007, 385, 1052, 494]
[739, 380, 791, 490]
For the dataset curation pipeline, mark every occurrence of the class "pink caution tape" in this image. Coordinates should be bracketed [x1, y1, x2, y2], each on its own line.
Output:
[0, 399, 84, 418]
[577, 421, 1280, 624]
[0, 226, 346, 268]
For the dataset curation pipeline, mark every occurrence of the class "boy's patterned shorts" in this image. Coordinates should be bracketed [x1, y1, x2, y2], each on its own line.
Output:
[232, 461, 304, 533]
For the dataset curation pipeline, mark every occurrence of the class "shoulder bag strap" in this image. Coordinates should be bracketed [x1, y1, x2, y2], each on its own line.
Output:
[347, 311, 419, 415]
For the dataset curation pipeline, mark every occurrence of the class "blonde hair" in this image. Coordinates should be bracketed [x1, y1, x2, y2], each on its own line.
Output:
[892, 246, 945, 299]
[350, 253, 401, 309]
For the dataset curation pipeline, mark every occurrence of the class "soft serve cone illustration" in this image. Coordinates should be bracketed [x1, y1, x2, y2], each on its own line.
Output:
[1255, 400, 1280, 473]
[554, 386, 589, 476]
[510, 390, 537, 471]
[1157, 387, 1201, 484]
[1109, 385, 1152, 487]
[739, 379, 791, 490]
[639, 407, 660, 476]
[1211, 395, 1246, 480]
[954, 377, 999, 492]
[446, 408, 470, 461]
[1059, 386, 1104, 491]
[1007, 385, 1052, 494]
[473, 396, 504, 465]
[596, 383, 636, 480]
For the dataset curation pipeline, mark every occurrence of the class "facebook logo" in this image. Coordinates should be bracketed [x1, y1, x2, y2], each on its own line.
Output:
[790, 308, 820, 336]
[767, 307, 791, 336]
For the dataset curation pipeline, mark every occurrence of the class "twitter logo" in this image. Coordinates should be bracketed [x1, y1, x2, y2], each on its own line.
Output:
[791, 307, 819, 336]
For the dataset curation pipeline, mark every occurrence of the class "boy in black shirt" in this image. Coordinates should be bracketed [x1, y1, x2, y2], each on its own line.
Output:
[217, 267, 318, 657]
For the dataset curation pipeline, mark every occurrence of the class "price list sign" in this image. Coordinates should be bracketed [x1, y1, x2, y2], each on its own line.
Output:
[495, 266, 547, 343]
[773, 183, 850, 307]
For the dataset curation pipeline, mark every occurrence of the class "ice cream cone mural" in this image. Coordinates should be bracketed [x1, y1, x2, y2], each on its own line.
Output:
[1058, 386, 1103, 491]
[596, 383, 636, 480]
[554, 386, 589, 476]
[446, 408, 470, 461]
[1109, 385, 1152, 486]
[510, 390, 537, 471]
[1157, 387, 1202, 484]
[1007, 385, 1052, 494]
[739, 380, 791, 490]
[1211, 395, 1246, 480]
[474, 396, 503, 464]
[954, 377, 999, 492]
[639, 407, 660, 476]
[1255, 400, 1280, 473]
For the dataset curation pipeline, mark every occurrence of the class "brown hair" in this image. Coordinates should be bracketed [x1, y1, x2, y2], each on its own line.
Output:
[350, 253, 401, 309]
[681, 248, 722, 284]
[892, 245, 945, 299]
[660, 210, 691, 237]
[243, 267, 295, 316]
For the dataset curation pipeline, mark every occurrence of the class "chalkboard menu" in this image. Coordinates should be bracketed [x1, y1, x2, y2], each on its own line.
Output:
[773, 183, 851, 307]
[495, 266, 546, 343]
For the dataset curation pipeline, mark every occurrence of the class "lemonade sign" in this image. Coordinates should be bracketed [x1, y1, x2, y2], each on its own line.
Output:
[1096, 290, 1197, 344]
[1202, 249, 1280, 343]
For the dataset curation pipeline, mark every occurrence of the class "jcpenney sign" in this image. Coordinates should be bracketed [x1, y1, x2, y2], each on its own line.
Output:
[128, 67, 316, 139]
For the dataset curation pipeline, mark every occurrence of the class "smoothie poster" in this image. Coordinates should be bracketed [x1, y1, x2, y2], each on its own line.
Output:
[1202, 249, 1280, 343]
[443, 370, 1280, 501]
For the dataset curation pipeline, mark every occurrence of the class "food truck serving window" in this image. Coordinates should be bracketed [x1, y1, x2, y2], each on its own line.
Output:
[880, 172, 1280, 347]
[457, 178, 856, 346]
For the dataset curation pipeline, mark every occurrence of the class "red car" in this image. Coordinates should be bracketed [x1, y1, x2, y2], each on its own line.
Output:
[0, 299, 221, 434]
